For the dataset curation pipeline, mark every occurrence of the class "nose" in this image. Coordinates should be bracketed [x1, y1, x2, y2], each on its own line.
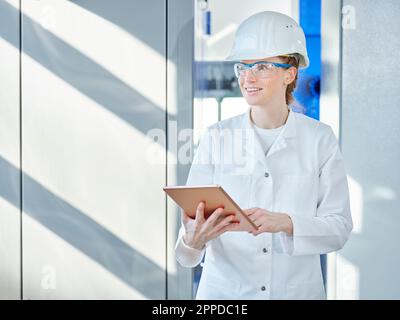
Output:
[241, 69, 256, 82]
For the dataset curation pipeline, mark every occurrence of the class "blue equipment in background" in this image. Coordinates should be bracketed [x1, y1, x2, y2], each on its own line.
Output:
[295, 0, 321, 121]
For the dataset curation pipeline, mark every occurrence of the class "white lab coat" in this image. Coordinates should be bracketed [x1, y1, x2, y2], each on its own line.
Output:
[175, 108, 353, 300]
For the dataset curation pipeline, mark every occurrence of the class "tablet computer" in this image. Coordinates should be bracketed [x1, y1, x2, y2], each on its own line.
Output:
[163, 184, 257, 231]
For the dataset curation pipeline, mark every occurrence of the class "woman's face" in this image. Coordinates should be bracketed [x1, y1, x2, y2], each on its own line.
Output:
[238, 56, 296, 106]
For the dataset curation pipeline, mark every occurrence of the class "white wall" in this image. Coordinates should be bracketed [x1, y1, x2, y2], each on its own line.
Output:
[339, 0, 400, 299]
[20, 0, 167, 299]
[0, 0, 194, 300]
[0, 0, 196, 299]
[321, 0, 400, 299]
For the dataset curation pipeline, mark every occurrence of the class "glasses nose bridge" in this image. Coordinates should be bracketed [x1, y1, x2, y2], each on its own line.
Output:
[242, 65, 257, 80]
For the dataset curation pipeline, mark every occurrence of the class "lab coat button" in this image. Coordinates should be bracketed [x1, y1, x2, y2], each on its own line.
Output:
[261, 286, 266, 291]
[262, 248, 268, 253]
[264, 172, 269, 178]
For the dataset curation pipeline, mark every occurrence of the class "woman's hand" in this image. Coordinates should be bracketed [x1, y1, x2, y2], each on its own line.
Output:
[182, 202, 239, 250]
[244, 207, 293, 236]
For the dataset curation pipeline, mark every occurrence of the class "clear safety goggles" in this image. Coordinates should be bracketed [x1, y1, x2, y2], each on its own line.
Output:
[233, 61, 293, 79]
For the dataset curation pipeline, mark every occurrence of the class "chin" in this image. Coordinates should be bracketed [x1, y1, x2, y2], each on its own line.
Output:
[244, 97, 268, 106]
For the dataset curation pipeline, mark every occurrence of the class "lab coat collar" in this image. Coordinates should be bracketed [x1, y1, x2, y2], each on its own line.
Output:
[243, 107, 297, 162]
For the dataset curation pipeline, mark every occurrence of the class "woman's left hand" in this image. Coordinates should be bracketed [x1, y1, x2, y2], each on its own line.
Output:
[244, 208, 293, 236]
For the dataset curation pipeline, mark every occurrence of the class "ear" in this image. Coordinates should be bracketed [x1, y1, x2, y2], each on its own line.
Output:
[284, 67, 297, 85]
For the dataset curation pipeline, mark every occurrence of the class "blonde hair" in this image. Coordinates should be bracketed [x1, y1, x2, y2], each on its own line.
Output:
[279, 54, 299, 105]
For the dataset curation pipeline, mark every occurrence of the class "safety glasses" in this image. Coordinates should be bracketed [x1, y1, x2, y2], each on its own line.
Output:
[234, 61, 293, 79]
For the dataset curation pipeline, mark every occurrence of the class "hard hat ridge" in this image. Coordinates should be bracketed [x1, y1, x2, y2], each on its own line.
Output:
[227, 11, 309, 68]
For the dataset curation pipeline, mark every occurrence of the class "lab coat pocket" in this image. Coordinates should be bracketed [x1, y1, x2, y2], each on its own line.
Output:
[275, 173, 318, 216]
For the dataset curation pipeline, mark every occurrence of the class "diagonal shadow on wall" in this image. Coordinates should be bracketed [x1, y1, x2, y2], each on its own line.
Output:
[0, 155, 170, 299]
[71, 0, 165, 57]
[0, 0, 189, 298]
[0, 1, 172, 145]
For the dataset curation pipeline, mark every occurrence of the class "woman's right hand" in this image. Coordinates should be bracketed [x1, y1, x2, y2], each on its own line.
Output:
[182, 201, 239, 250]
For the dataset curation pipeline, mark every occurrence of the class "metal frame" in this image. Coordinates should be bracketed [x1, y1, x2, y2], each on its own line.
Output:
[166, 0, 195, 299]
[320, 0, 343, 300]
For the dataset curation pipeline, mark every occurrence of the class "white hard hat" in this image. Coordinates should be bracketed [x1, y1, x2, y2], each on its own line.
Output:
[226, 11, 309, 68]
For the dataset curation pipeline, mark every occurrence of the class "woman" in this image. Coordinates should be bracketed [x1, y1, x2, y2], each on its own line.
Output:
[175, 11, 352, 299]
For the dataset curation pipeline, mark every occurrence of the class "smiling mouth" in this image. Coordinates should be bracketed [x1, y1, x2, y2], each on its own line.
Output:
[245, 87, 263, 93]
